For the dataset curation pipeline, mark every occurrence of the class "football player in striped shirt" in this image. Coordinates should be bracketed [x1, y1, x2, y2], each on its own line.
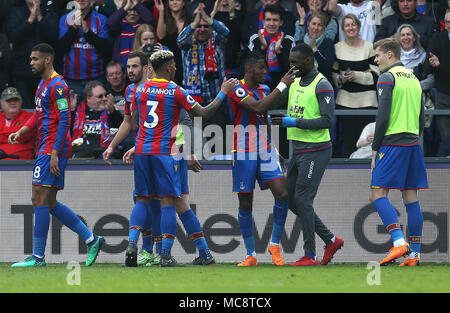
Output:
[226, 52, 297, 267]
[131, 50, 239, 266]
[10, 43, 104, 267]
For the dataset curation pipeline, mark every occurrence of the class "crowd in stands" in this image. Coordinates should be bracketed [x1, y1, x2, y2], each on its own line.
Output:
[0, 0, 449, 161]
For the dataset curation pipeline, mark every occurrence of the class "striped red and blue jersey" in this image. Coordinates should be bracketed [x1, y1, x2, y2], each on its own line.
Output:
[124, 83, 136, 117]
[132, 79, 198, 155]
[59, 10, 109, 80]
[227, 80, 271, 152]
[25, 73, 72, 158]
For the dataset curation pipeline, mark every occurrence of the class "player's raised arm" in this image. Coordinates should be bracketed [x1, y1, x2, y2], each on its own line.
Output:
[239, 67, 297, 114]
[190, 77, 239, 119]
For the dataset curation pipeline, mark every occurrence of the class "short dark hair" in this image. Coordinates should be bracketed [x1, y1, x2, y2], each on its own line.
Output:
[127, 51, 148, 68]
[291, 43, 314, 59]
[263, 4, 283, 20]
[244, 51, 267, 69]
[31, 43, 55, 58]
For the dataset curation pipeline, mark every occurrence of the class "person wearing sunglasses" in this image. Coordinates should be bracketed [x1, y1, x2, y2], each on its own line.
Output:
[71, 80, 123, 159]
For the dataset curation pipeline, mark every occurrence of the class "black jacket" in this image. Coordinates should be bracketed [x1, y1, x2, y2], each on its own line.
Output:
[7, 3, 59, 78]
[428, 30, 450, 95]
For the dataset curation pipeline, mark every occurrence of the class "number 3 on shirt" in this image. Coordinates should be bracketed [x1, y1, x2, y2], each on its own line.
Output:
[144, 100, 159, 129]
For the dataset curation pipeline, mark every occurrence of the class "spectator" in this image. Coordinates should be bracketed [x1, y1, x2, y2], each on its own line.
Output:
[0, 87, 37, 160]
[349, 121, 375, 159]
[107, 0, 157, 69]
[155, 0, 189, 85]
[295, 0, 338, 42]
[248, 4, 295, 91]
[0, 33, 12, 94]
[177, 5, 229, 104]
[332, 14, 379, 158]
[133, 24, 169, 52]
[241, 0, 296, 46]
[71, 80, 123, 159]
[374, 0, 436, 49]
[211, 0, 247, 78]
[428, 9, 450, 157]
[397, 24, 434, 95]
[104, 60, 128, 111]
[294, 11, 335, 84]
[177, 5, 230, 156]
[56, 0, 111, 100]
[437, 0, 450, 31]
[326, 0, 380, 43]
[7, 0, 59, 109]
[391, 0, 444, 31]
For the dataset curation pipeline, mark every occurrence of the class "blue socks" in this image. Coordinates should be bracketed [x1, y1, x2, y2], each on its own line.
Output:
[51, 202, 93, 244]
[141, 201, 155, 253]
[179, 209, 211, 259]
[271, 200, 288, 245]
[373, 197, 405, 245]
[33, 206, 50, 258]
[160, 205, 177, 256]
[129, 201, 147, 246]
[151, 200, 162, 255]
[238, 209, 255, 256]
[405, 201, 423, 254]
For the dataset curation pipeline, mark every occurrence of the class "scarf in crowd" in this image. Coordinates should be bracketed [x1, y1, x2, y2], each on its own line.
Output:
[400, 48, 426, 71]
[186, 34, 218, 103]
[258, 7, 264, 30]
[264, 29, 282, 82]
[119, 20, 141, 66]
[71, 101, 111, 148]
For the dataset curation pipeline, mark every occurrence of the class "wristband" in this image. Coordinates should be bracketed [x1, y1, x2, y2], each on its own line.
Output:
[276, 82, 287, 93]
[217, 91, 226, 101]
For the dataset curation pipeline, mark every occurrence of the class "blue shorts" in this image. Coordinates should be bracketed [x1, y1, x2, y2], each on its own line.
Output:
[134, 154, 181, 198]
[371, 144, 428, 190]
[232, 148, 285, 193]
[179, 158, 189, 195]
[32, 154, 68, 190]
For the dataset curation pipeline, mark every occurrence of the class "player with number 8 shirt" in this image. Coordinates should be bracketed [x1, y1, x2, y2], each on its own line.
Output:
[9, 43, 105, 268]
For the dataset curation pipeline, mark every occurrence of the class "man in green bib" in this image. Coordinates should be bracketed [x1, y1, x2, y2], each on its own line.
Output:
[370, 38, 427, 266]
[272, 43, 344, 266]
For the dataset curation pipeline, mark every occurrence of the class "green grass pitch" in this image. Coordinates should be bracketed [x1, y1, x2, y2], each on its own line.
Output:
[1, 262, 449, 293]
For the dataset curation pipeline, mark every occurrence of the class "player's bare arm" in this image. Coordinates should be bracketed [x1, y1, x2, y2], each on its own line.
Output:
[240, 67, 298, 114]
[50, 149, 60, 177]
[191, 77, 239, 119]
[103, 115, 132, 165]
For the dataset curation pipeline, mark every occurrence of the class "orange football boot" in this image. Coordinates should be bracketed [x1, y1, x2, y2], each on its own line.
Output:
[268, 245, 285, 266]
[399, 257, 420, 267]
[379, 243, 411, 266]
[237, 256, 258, 267]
